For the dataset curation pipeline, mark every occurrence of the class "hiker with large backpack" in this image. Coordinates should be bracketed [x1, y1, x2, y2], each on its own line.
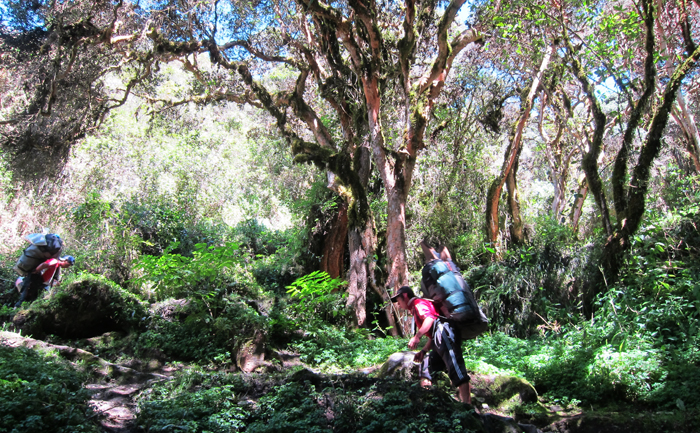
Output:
[419, 241, 489, 341]
[15, 256, 75, 307]
[13, 232, 65, 308]
[391, 285, 472, 404]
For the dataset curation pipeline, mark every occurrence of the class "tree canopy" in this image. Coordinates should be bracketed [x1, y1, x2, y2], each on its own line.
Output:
[2, 0, 700, 319]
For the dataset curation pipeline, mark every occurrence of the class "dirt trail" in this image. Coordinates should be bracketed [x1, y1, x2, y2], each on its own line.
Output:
[87, 364, 179, 433]
[0, 331, 178, 433]
[88, 382, 143, 433]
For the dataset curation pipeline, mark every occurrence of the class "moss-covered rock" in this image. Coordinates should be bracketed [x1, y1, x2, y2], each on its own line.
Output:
[472, 374, 539, 413]
[236, 329, 267, 372]
[13, 273, 148, 339]
[377, 351, 421, 380]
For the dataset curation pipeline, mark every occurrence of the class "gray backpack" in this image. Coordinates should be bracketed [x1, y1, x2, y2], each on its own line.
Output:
[13, 233, 63, 276]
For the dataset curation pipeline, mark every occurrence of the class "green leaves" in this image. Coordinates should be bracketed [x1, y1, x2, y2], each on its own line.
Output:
[286, 271, 348, 326]
[131, 241, 241, 299]
[0, 346, 99, 433]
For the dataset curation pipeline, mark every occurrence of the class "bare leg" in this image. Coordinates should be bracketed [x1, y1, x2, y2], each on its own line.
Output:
[420, 378, 432, 388]
[458, 382, 471, 404]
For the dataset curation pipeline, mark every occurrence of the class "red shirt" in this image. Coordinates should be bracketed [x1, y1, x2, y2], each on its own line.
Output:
[40, 258, 61, 285]
[409, 298, 438, 338]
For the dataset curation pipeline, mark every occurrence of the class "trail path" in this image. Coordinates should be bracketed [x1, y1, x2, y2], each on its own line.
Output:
[87, 363, 181, 433]
[0, 331, 178, 433]
[88, 382, 143, 433]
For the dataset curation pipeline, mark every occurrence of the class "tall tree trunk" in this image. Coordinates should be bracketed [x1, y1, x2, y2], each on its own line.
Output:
[347, 222, 368, 327]
[564, 38, 614, 238]
[655, 0, 700, 172]
[351, 0, 480, 335]
[320, 202, 348, 279]
[570, 174, 588, 235]
[538, 94, 576, 222]
[345, 145, 395, 331]
[674, 110, 700, 172]
[602, 41, 700, 286]
[486, 44, 553, 253]
[383, 179, 411, 290]
[362, 79, 406, 335]
[236, 64, 379, 328]
[505, 154, 524, 244]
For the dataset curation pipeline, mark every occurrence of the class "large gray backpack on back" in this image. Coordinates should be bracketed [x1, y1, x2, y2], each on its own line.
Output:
[420, 258, 488, 340]
[13, 233, 64, 276]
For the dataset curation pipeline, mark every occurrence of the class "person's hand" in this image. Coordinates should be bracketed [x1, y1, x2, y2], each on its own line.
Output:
[408, 335, 421, 350]
[413, 349, 425, 364]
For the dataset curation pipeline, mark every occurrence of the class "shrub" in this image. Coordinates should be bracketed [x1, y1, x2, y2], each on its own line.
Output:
[290, 325, 406, 370]
[136, 293, 269, 362]
[468, 241, 588, 337]
[285, 271, 349, 327]
[467, 325, 700, 409]
[135, 368, 482, 433]
[13, 273, 148, 339]
[0, 345, 99, 433]
[245, 382, 331, 433]
[131, 241, 244, 300]
[136, 369, 251, 433]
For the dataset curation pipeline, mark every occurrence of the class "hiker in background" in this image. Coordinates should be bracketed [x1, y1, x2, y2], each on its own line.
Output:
[15, 256, 75, 308]
[391, 285, 472, 404]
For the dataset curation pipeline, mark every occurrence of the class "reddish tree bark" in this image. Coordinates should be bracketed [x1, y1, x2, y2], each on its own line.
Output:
[486, 44, 553, 254]
[320, 202, 348, 279]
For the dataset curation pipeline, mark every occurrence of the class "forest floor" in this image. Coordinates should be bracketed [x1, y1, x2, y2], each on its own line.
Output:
[86, 363, 183, 433]
[2, 331, 697, 433]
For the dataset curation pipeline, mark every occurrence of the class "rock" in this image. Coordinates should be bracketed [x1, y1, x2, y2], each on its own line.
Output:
[236, 330, 266, 373]
[377, 351, 420, 380]
[518, 423, 541, 433]
[480, 413, 538, 433]
[151, 298, 190, 321]
[472, 374, 538, 412]
[290, 368, 323, 388]
[12, 275, 147, 339]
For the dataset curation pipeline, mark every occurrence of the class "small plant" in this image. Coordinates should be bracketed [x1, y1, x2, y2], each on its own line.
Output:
[290, 325, 406, 369]
[131, 241, 241, 299]
[0, 346, 99, 433]
[286, 271, 348, 326]
[136, 369, 250, 433]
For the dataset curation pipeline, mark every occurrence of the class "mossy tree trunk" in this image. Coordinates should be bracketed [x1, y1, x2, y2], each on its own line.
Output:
[570, 175, 589, 235]
[320, 202, 348, 279]
[349, 0, 481, 297]
[654, 0, 700, 173]
[538, 86, 578, 222]
[235, 63, 378, 329]
[486, 44, 553, 255]
[563, 0, 700, 310]
[505, 153, 524, 244]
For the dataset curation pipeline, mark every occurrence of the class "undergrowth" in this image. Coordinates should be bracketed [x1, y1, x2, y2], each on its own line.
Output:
[0, 345, 99, 433]
[135, 368, 482, 433]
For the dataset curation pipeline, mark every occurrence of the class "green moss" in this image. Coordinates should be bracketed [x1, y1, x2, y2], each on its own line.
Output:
[14, 273, 148, 339]
[0, 345, 100, 433]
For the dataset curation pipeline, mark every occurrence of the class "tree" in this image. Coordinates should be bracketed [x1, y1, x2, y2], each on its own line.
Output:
[558, 0, 700, 303]
[485, 45, 553, 252]
[654, 0, 700, 172]
[0, 0, 483, 332]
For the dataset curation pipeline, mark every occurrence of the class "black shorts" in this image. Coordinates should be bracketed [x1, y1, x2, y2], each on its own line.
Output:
[420, 319, 469, 387]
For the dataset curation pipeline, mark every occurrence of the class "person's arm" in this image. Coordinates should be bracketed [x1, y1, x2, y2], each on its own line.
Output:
[33, 262, 50, 273]
[409, 316, 435, 350]
[413, 339, 432, 363]
[51, 268, 62, 286]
